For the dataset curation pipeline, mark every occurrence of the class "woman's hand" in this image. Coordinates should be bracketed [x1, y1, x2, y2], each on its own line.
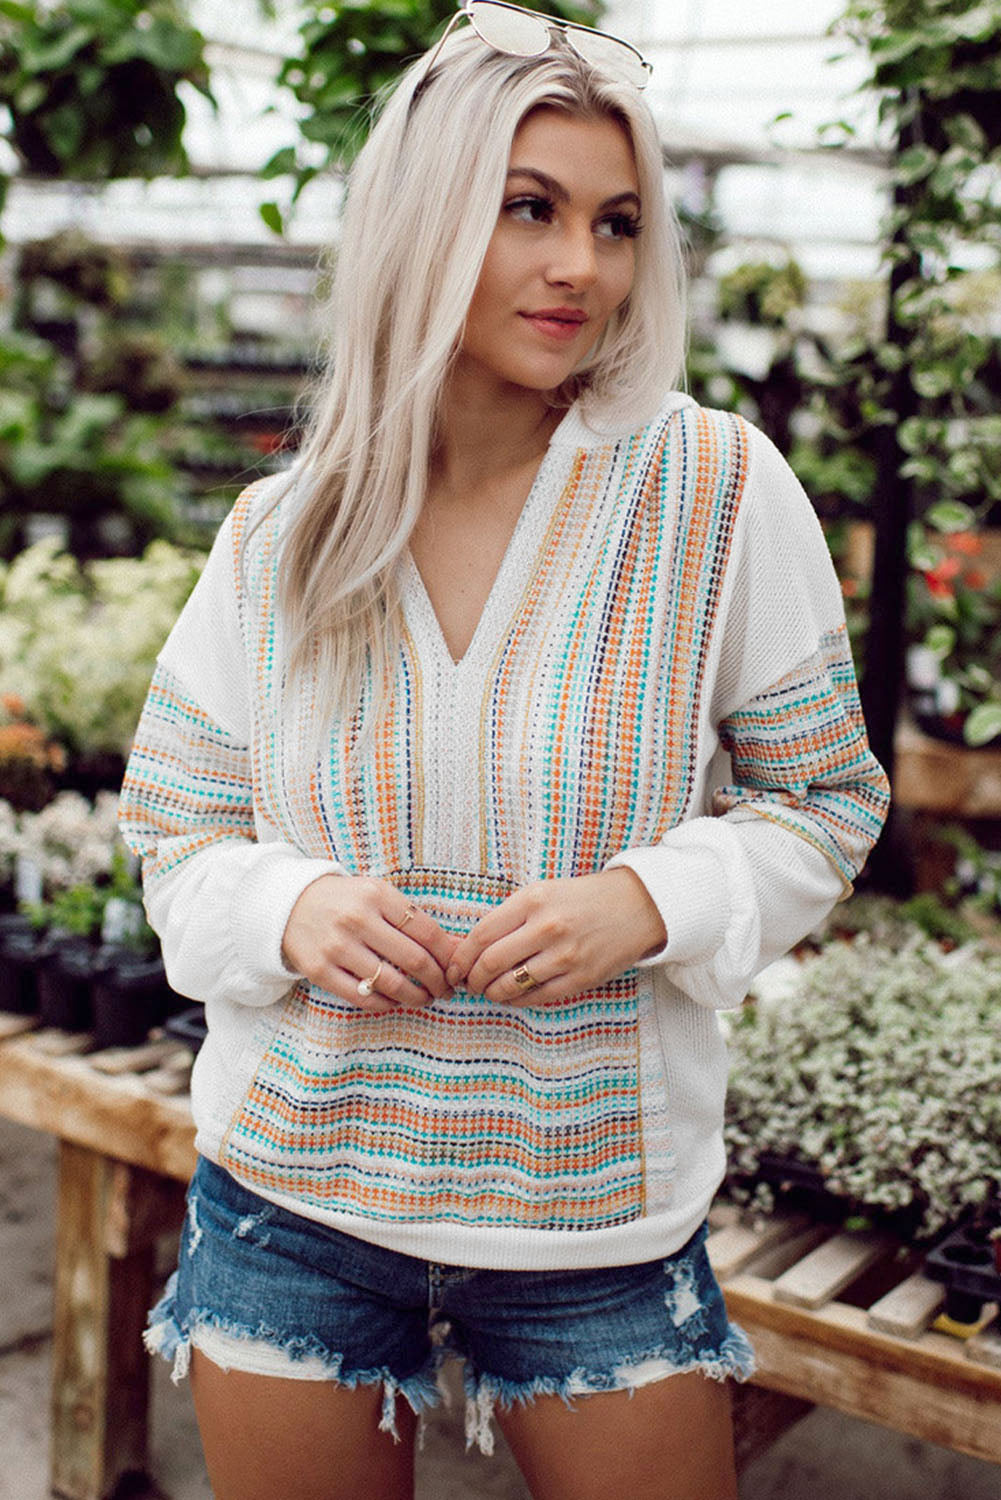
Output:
[445, 868, 667, 1006]
[282, 875, 459, 1015]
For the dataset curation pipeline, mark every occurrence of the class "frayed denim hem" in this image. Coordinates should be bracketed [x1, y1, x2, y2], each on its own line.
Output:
[459, 1326, 757, 1456]
[143, 1273, 442, 1441]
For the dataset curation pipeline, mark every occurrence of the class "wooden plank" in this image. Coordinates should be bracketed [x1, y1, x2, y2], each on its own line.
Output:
[967, 1317, 1001, 1373]
[706, 1212, 811, 1280]
[772, 1232, 892, 1309]
[105, 1161, 188, 1258]
[867, 1274, 945, 1339]
[32, 1028, 92, 1057]
[89, 1038, 189, 1076]
[744, 1223, 830, 1281]
[707, 1200, 742, 1231]
[51, 1143, 153, 1500]
[725, 1273, 1001, 1465]
[0, 1011, 39, 1040]
[0, 1033, 196, 1181]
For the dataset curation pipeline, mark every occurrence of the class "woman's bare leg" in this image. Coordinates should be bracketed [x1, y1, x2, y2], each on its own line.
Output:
[495, 1370, 738, 1500]
[189, 1349, 418, 1500]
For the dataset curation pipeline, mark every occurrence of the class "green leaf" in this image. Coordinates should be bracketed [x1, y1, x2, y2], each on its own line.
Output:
[259, 200, 285, 236]
[260, 145, 297, 180]
[964, 703, 1001, 748]
[925, 500, 977, 534]
[896, 144, 937, 185]
[925, 624, 956, 658]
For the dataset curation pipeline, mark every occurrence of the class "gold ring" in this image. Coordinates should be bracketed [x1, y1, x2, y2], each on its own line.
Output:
[357, 962, 384, 998]
[513, 965, 537, 991]
[398, 904, 419, 929]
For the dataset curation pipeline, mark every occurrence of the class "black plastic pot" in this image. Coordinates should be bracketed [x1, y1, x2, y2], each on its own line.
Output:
[36, 932, 96, 1032]
[925, 1223, 1001, 1324]
[0, 916, 41, 1015]
[90, 949, 171, 1050]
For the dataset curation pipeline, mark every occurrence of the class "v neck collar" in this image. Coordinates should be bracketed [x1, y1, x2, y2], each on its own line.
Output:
[402, 402, 576, 670]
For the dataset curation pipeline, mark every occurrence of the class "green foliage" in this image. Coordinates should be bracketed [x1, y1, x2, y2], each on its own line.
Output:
[0, 0, 215, 178]
[267, 0, 603, 205]
[716, 260, 807, 327]
[822, 0, 1001, 739]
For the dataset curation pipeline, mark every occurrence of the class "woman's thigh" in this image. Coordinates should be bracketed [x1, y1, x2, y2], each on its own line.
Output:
[496, 1371, 737, 1500]
[190, 1352, 418, 1500]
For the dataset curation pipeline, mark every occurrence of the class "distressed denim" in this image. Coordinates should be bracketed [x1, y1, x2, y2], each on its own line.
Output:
[146, 1157, 754, 1453]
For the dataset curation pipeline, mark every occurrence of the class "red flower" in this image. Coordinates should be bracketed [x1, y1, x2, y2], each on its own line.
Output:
[949, 531, 982, 557]
[924, 557, 961, 598]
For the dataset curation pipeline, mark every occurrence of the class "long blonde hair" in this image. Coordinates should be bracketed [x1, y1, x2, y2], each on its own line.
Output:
[277, 27, 687, 732]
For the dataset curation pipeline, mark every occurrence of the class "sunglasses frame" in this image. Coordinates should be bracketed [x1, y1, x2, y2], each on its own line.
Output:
[419, 0, 652, 91]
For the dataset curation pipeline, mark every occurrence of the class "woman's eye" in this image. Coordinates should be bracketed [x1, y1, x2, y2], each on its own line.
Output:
[596, 213, 642, 240]
[505, 195, 555, 225]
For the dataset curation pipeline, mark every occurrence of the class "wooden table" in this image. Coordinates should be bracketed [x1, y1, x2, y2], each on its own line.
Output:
[2, 1022, 1001, 1497]
[0, 1023, 194, 1500]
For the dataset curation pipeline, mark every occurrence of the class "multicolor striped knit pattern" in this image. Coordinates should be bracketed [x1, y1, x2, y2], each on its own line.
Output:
[119, 670, 255, 878]
[713, 625, 886, 885]
[122, 403, 881, 1233]
[210, 405, 747, 1229]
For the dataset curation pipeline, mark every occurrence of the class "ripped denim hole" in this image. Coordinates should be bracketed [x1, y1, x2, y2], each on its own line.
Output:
[185, 1198, 203, 1259]
[663, 1264, 709, 1337]
[234, 1211, 271, 1247]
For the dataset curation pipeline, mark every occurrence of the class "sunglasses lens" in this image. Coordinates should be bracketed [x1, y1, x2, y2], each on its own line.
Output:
[468, 1, 550, 56]
[565, 26, 650, 86]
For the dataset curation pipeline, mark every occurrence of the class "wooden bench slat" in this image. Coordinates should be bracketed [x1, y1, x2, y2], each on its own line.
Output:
[706, 1212, 810, 1280]
[772, 1231, 892, 1310]
[867, 1273, 945, 1339]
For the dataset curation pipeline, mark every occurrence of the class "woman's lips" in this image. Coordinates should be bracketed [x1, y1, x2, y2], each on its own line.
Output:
[520, 310, 589, 342]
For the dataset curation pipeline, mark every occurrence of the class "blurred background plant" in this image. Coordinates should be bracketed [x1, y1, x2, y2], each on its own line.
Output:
[0, 0, 214, 182]
[0, 537, 205, 783]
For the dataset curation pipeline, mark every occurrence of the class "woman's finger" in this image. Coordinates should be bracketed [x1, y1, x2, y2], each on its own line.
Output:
[388, 899, 460, 974]
[330, 944, 438, 1010]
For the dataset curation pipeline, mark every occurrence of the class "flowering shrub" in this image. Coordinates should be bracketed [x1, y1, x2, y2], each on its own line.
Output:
[0, 536, 204, 757]
[725, 932, 1001, 1240]
[907, 522, 1001, 745]
[5, 790, 123, 894]
[0, 693, 67, 811]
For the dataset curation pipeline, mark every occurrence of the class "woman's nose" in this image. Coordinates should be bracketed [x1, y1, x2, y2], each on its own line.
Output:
[545, 220, 598, 288]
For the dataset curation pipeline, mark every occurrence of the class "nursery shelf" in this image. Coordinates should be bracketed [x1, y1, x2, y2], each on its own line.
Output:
[2, 1021, 1001, 1496]
[708, 1205, 1001, 1466]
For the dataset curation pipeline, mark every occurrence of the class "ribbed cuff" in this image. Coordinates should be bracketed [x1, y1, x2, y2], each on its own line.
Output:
[604, 841, 728, 968]
[230, 850, 346, 989]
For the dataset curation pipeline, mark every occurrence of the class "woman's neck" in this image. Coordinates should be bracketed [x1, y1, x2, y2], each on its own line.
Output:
[433, 365, 562, 496]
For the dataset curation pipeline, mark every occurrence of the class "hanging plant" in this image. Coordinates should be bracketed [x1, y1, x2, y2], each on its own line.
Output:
[827, 1, 1001, 753]
[0, 0, 215, 179]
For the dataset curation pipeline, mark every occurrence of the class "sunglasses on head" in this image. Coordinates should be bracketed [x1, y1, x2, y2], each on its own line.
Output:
[420, 0, 652, 91]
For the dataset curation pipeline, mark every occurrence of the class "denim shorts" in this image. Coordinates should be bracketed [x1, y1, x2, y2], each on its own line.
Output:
[146, 1157, 754, 1453]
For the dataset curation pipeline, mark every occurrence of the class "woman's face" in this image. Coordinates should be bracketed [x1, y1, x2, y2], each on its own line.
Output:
[458, 107, 641, 397]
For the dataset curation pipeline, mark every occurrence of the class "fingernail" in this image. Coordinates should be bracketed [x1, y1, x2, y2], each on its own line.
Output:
[446, 965, 459, 986]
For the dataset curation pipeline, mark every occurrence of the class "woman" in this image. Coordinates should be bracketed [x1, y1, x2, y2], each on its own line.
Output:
[120, 7, 890, 1498]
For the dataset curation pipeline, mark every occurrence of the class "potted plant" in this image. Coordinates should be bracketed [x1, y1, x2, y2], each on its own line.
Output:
[725, 923, 1001, 1244]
